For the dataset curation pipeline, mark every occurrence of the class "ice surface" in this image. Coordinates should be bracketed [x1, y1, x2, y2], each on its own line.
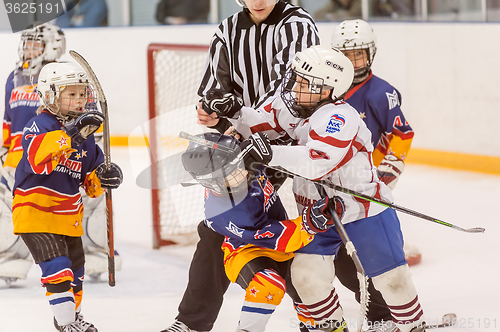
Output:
[1, 147, 499, 332]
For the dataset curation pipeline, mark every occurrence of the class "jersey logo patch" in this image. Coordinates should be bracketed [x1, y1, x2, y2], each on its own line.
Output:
[326, 114, 345, 134]
[309, 149, 329, 160]
[386, 90, 400, 110]
[254, 229, 275, 240]
[24, 122, 40, 134]
[226, 221, 244, 238]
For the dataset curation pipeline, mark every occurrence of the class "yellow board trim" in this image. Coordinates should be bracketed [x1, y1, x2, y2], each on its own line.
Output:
[406, 148, 500, 176]
[110, 136, 500, 176]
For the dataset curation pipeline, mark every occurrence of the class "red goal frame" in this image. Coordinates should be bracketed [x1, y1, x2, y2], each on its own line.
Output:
[147, 43, 209, 249]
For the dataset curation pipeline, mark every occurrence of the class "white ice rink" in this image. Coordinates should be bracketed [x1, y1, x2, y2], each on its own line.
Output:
[1, 147, 499, 332]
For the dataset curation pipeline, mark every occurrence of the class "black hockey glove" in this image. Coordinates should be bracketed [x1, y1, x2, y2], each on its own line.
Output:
[96, 162, 123, 190]
[63, 111, 105, 147]
[302, 196, 345, 235]
[202, 88, 243, 119]
[238, 132, 273, 172]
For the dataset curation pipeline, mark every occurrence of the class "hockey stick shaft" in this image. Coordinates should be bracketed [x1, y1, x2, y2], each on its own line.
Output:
[314, 183, 368, 331]
[70, 50, 115, 287]
[179, 131, 485, 234]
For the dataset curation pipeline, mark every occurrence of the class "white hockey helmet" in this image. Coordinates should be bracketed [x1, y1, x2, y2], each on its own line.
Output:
[331, 19, 377, 83]
[281, 45, 354, 118]
[235, 0, 279, 8]
[17, 22, 66, 77]
[36, 62, 98, 124]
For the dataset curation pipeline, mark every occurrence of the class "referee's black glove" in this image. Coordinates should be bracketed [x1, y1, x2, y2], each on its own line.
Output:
[202, 88, 243, 119]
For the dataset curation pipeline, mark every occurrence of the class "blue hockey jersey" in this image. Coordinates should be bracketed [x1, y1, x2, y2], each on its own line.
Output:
[3, 69, 41, 168]
[12, 110, 105, 236]
[203, 167, 313, 282]
[344, 72, 414, 165]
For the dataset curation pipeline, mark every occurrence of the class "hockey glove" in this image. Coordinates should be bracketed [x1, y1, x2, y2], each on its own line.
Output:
[238, 132, 273, 172]
[96, 162, 123, 190]
[63, 111, 105, 147]
[202, 88, 243, 119]
[302, 196, 345, 235]
[377, 154, 405, 190]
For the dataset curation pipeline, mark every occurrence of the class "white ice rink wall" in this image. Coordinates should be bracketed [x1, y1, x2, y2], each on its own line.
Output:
[0, 22, 499, 172]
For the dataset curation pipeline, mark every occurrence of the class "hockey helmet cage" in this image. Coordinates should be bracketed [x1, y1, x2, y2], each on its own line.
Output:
[281, 45, 354, 118]
[181, 133, 248, 196]
[18, 22, 66, 77]
[37, 62, 98, 124]
[331, 19, 377, 83]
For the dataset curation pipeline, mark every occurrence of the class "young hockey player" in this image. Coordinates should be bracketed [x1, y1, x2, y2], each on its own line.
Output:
[181, 132, 346, 332]
[0, 22, 121, 286]
[163, 1, 320, 331]
[12, 62, 123, 332]
[0, 22, 66, 284]
[232, 45, 427, 332]
[330, 19, 418, 331]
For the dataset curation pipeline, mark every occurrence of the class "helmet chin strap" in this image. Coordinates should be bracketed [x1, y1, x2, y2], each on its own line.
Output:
[353, 67, 370, 84]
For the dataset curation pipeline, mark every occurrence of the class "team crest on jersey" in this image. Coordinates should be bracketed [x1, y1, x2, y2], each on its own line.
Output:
[254, 228, 275, 240]
[326, 114, 346, 134]
[23, 121, 40, 134]
[386, 90, 400, 110]
[226, 221, 244, 238]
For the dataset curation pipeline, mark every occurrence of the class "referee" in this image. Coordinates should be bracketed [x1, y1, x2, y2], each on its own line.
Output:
[162, 1, 319, 332]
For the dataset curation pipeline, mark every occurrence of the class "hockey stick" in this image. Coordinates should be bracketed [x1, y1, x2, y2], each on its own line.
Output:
[179, 131, 485, 234]
[314, 183, 368, 332]
[70, 50, 116, 287]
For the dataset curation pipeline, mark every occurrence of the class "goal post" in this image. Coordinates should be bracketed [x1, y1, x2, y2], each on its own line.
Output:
[147, 43, 210, 249]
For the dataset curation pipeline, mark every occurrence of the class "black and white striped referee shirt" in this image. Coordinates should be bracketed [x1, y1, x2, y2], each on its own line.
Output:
[198, 1, 320, 110]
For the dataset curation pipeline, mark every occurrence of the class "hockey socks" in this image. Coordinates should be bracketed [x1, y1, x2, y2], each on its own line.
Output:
[372, 264, 425, 332]
[237, 269, 286, 332]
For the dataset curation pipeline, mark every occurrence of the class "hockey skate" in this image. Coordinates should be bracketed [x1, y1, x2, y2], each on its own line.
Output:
[161, 320, 206, 332]
[54, 313, 98, 332]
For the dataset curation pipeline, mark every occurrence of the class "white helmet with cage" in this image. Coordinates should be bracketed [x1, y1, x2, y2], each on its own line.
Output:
[235, 0, 279, 7]
[331, 19, 377, 83]
[281, 45, 354, 118]
[36, 62, 98, 124]
[17, 22, 66, 77]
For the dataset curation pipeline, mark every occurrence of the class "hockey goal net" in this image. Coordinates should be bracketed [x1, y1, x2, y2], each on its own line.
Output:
[147, 43, 298, 249]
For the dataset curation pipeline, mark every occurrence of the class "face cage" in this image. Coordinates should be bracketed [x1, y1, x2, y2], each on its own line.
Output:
[338, 43, 376, 83]
[19, 35, 45, 76]
[197, 165, 249, 196]
[47, 83, 99, 124]
[281, 70, 325, 119]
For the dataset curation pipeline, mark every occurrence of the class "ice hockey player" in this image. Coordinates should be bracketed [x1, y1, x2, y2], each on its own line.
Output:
[181, 132, 348, 332]
[0, 22, 121, 286]
[206, 45, 428, 332]
[11, 62, 123, 332]
[330, 19, 419, 331]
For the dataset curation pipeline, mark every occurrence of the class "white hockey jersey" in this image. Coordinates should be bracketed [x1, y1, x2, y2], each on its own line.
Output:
[235, 98, 393, 224]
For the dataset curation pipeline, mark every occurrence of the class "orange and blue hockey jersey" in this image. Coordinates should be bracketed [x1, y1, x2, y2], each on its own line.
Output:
[203, 167, 313, 282]
[344, 72, 414, 165]
[3, 69, 41, 169]
[12, 110, 105, 237]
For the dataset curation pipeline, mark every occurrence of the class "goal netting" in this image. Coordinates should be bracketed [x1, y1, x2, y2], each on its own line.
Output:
[146, 43, 298, 249]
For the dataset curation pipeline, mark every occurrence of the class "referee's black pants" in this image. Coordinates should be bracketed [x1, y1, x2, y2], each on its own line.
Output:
[176, 221, 229, 331]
